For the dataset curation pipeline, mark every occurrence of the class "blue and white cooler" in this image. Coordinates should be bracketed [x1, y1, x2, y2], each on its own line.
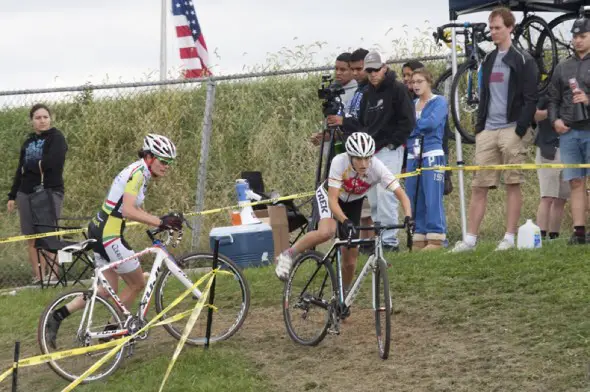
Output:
[209, 223, 274, 268]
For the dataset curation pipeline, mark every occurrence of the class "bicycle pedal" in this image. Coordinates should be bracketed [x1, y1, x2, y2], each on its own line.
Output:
[327, 325, 341, 335]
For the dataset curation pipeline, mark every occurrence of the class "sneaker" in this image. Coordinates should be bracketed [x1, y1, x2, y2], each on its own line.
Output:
[569, 233, 586, 245]
[450, 240, 475, 253]
[495, 239, 515, 251]
[275, 252, 294, 282]
[45, 314, 62, 349]
[31, 277, 42, 286]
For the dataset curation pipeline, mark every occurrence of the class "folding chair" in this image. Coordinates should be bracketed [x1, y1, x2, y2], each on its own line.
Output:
[241, 171, 309, 245]
[29, 191, 94, 289]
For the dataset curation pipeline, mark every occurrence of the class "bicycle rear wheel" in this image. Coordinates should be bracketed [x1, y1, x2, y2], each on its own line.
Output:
[373, 259, 391, 360]
[154, 252, 250, 345]
[37, 290, 125, 382]
[283, 250, 336, 346]
[450, 59, 479, 144]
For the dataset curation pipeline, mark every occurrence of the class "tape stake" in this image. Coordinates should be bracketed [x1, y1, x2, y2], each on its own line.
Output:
[159, 274, 214, 392]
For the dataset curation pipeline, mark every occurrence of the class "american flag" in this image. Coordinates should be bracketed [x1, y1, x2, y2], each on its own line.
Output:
[172, 0, 211, 78]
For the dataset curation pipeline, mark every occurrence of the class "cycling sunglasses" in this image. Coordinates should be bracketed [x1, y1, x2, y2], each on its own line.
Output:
[365, 68, 382, 74]
[156, 156, 175, 166]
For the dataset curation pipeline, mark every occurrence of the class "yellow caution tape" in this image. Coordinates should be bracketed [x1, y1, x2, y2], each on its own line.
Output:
[159, 273, 214, 391]
[0, 191, 315, 245]
[61, 269, 218, 391]
[2, 163, 590, 245]
[0, 369, 11, 385]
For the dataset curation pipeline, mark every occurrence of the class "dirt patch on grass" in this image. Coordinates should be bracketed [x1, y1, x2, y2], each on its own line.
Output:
[227, 305, 586, 392]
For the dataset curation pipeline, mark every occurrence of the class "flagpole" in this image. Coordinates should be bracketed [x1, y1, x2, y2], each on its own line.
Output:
[160, 0, 167, 81]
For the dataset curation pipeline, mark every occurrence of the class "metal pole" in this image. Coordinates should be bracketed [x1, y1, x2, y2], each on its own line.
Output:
[192, 80, 217, 250]
[159, 0, 167, 81]
[205, 239, 219, 349]
[12, 341, 19, 392]
[451, 25, 468, 241]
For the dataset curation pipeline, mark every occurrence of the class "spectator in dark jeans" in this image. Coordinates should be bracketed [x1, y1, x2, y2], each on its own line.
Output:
[451, 7, 538, 252]
[328, 50, 415, 250]
[7, 104, 68, 285]
[348, 48, 374, 251]
[548, 17, 590, 244]
[534, 94, 569, 241]
[402, 60, 453, 195]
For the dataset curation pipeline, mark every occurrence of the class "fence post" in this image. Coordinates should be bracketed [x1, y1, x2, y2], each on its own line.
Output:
[192, 79, 217, 251]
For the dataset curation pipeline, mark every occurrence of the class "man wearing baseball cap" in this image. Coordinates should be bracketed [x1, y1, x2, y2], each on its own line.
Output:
[548, 17, 590, 244]
[328, 50, 415, 251]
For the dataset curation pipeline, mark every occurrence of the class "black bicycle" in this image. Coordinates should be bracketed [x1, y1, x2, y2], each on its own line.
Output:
[283, 221, 412, 360]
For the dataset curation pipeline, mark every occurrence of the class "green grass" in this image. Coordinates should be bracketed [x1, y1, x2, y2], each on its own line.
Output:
[1, 241, 589, 391]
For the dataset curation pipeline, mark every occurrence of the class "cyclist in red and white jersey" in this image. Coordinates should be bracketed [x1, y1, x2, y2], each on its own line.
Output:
[275, 132, 412, 293]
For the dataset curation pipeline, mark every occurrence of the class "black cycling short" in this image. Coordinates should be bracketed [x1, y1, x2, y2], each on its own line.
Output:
[336, 197, 364, 240]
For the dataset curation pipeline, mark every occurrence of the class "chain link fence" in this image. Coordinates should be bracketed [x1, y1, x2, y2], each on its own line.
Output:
[0, 54, 462, 289]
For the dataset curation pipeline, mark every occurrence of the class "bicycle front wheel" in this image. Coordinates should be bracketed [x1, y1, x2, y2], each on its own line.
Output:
[373, 259, 391, 360]
[283, 250, 336, 346]
[154, 252, 250, 345]
[37, 290, 125, 382]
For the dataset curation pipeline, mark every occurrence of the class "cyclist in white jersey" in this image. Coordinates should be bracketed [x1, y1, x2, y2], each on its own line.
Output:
[45, 134, 183, 348]
[275, 132, 412, 292]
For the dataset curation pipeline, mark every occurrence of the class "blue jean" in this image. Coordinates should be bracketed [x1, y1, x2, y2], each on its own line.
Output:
[560, 129, 590, 181]
[405, 155, 447, 237]
[367, 145, 404, 246]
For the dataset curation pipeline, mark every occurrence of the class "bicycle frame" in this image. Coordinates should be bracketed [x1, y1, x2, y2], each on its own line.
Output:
[314, 230, 390, 313]
[76, 240, 201, 342]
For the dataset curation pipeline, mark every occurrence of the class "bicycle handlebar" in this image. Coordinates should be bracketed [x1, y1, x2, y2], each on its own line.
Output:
[434, 22, 488, 44]
[146, 213, 192, 248]
[345, 221, 414, 250]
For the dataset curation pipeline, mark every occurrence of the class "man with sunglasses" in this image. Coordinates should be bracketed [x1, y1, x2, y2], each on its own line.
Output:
[328, 50, 415, 251]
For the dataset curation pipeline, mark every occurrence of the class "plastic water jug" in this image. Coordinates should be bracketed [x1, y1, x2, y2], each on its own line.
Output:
[517, 219, 542, 249]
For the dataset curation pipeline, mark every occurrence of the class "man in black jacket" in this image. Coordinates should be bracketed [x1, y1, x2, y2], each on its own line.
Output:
[548, 17, 590, 244]
[328, 50, 415, 250]
[452, 7, 538, 252]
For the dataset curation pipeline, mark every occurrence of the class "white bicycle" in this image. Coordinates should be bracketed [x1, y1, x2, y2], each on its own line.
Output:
[37, 223, 250, 382]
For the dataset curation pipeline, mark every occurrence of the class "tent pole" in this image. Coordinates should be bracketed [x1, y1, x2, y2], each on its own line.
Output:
[451, 22, 468, 241]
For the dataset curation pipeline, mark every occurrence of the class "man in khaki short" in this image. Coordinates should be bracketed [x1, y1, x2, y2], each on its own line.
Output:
[452, 7, 538, 252]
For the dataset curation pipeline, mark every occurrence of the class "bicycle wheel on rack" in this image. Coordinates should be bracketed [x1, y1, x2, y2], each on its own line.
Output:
[373, 259, 391, 360]
[434, 67, 476, 145]
[283, 250, 336, 346]
[546, 12, 585, 60]
[514, 15, 558, 94]
[154, 252, 250, 345]
[450, 59, 479, 144]
[37, 290, 125, 383]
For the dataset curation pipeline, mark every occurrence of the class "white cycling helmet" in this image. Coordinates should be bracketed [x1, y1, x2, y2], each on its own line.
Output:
[345, 132, 375, 158]
[143, 134, 177, 160]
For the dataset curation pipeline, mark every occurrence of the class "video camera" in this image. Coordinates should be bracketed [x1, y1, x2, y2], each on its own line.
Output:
[317, 74, 345, 117]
